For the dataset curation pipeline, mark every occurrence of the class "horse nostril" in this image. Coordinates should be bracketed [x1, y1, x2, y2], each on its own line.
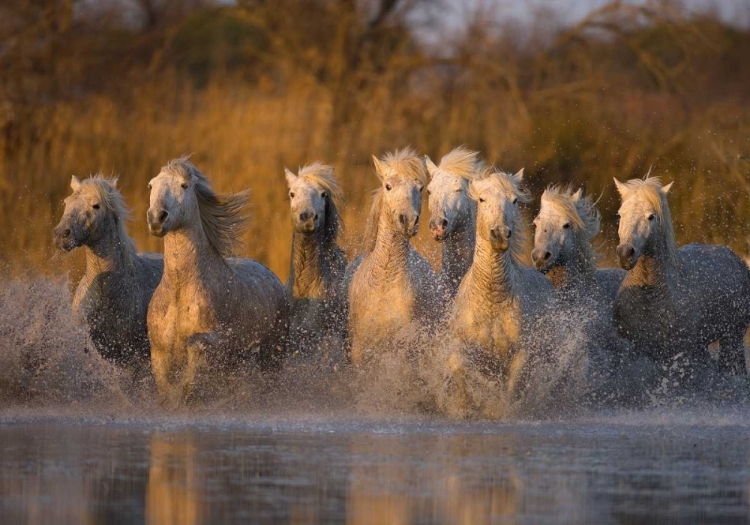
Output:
[543, 251, 551, 260]
[490, 229, 499, 240]
[299, 211, 312, 222]
[507, 230, 512, 238]
[61, 229, 71, 238]
[158, 210, 168, 224]
[313, 214, 318, 221]
[626, 247, 635, 257]
[399, 214, 407, 226]
[441, 219, 448, 228]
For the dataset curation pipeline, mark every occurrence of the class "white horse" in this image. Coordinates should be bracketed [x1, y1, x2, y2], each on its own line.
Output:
[347, 147, 436, 365]
[443, 167, 554, 416]
[53, 174, 163, 370]
[532, 186, 625, 305]
[284, 162, 348, 360]
[425, 146, 482, 306]
[614, 175, 750, 374]
[146, 157, 288, 404]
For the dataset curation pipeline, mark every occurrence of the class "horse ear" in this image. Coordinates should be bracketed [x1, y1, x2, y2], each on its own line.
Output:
[425, 156, 438, 176]
[572, 188, 583, 201]
[662, 181, 674, 194]
[513, 168, 525, 182]
[284, 167, 296, 187]
[70, 175, 82, 191]
[372, 155, 385, 181]
[613, 178, 629, 198]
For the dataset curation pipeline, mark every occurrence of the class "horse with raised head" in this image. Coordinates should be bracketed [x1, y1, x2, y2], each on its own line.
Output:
[284, 162, 348, 360]
[146, 157, 287, 405]
[613, 175, 750, 374]
[425, 146, 482, 305]
[532, 186, 625, 305]
[54, 174, 163, 370]
[347, 147, 436, 365]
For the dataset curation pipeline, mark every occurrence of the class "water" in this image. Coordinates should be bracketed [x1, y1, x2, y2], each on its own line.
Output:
[3, 277, 750, 522]
[1, 413, 749, 523]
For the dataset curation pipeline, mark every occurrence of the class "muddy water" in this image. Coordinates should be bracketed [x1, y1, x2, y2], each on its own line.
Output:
[1, 413, 749, 523]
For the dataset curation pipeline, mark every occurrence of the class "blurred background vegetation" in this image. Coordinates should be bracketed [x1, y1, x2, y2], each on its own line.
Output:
[1, 0, 749, 279]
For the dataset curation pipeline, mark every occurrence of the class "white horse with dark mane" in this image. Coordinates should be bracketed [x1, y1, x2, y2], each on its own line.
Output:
[347, 148, 436, 365]
[147, 157, 287, 405]
[54, 174, 163, 370]
[614, 175, 750, 374]
[441, 167, 555, 417]
[425, 146, 482, 306]
[284, 162, 348, 360]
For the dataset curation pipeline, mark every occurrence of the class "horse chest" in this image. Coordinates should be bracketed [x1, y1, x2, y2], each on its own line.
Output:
[454, 304, 521, 358]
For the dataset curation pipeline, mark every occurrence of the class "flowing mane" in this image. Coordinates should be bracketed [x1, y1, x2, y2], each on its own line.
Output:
[362, 147, 427, 254]
[161, 156, 249, 257]
[436, 146, 482, 180]
[79, 174, 136, 253]
[472, 167, 532, 265]
[619, 175, 678, 264]
[297, 162, 343, 245]
[541, 185, 600, 267]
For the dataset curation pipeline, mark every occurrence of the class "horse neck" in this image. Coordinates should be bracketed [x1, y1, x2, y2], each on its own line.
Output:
[162, 220, 229, 285]
[83, 227, 137, 279]
[289, 230, 332, 298]
[369, 213, 410, 277]
[468, 235, 518, 305]
[441, 214, 475, 283]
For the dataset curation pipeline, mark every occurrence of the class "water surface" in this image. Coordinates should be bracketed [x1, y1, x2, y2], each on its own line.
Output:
[1, 412, 749, 524]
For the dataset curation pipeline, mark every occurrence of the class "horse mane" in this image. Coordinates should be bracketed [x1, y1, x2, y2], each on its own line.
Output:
[80, 174, 136, 254]
[472, 166, 532, 265]
[297, 162, 343, 245]
[541, 185, 600, 267]
[363, 148, 428, 254]
[620, 176, 678, 264]
[363, 188, 384, 254]
[161, 156, 249, 258]
[437, 146, 482, 180]
[380, 147, 429, 186]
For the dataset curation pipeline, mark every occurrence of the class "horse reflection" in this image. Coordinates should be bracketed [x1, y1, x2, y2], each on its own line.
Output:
[145, 433, 204, 525]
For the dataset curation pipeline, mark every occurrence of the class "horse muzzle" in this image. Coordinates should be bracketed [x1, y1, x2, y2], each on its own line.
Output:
[531, 247, 554, 272]
[53, 226, 81, 252]
[429, 217, 450, 242]
[294, 211, 318, 234]
[399, 213, 419, 237]
[489, 227, 511, 251]
[616, 243, 637, 270]
[147, 208, 170, 237]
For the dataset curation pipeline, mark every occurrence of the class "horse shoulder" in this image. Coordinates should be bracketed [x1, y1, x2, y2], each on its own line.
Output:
[595, 267, 626, 303]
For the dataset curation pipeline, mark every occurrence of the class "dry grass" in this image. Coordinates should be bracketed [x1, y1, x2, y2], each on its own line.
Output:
[1, 2, 750, 281]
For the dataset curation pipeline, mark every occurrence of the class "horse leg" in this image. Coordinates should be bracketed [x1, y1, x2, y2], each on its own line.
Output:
[445, 351, 469, 418]
[182, 333, 215, 404]
[506, 349, 528, 399]
[718, 331, 747, 375]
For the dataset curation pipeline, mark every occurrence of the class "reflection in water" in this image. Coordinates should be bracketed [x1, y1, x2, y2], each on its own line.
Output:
[0, 419, 749, 523]
[146, 434, 202, 525]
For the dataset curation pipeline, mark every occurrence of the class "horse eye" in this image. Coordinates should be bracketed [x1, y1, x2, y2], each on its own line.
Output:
[289, 192, 295, 199]
[92, 204, 100, 210]
[385, 184, 392, 191]
[181, 183, 188, 189]
[147, 183, 152, 190]
[455, 188, 462, 193]
[426, 189, 431, 196]
[648, 214, 655, 221]
[321, 191, 327, 198]
[479, 198, 485, 203]
[512, 198, 518, 204]
[563, 223, 571, 229]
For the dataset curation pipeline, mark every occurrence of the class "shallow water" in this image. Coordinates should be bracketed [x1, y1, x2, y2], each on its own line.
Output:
[1, 412, 750, 524]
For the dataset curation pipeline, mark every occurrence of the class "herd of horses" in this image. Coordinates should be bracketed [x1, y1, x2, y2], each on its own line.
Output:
[52, 147, 750, 414]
